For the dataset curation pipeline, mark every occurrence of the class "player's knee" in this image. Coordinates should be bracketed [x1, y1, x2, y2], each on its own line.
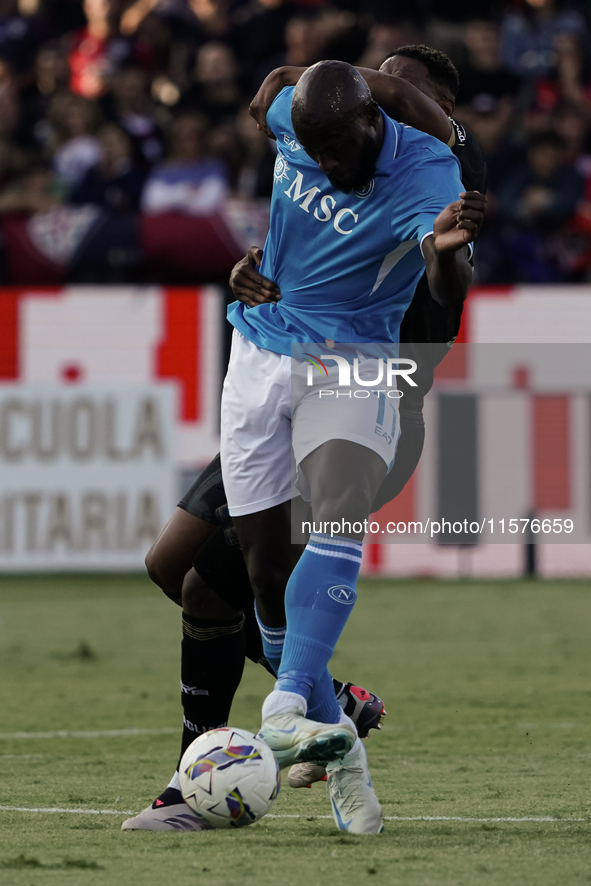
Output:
[144, 544, 163, 587]
[145, 545, 181, 603]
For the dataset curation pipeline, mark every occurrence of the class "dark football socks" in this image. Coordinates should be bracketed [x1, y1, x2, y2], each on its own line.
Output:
[177, 611, 246, 767]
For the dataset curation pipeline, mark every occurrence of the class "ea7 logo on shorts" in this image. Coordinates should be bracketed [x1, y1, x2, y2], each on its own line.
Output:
[375, 426, 394, 445]
[327, 585, 357, 605]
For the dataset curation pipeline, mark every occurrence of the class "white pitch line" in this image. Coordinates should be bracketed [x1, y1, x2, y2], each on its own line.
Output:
[0, 754, 43, 759]
[4, 724, 590, 741]
[267, 814, 588, 823]
[0, 806, 588, 823]
[0, 805, 135, 816]
[384, 815, 588, 823]
[0, 727, 178, 740]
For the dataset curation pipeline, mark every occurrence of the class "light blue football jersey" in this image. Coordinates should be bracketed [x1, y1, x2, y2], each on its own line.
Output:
[228, 86, 465, 356]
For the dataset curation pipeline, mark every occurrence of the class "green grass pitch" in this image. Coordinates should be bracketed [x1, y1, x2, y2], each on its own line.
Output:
[1, 574, 591, 886]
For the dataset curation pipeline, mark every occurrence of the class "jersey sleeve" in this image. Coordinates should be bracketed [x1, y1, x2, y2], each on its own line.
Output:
[266, 86, 296, 141]
[391, 149, 464, 250]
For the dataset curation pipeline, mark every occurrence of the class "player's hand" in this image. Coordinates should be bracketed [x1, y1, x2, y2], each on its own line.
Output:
[249, 72, 282, 139]
[249, 67, 306, 138]
[249, 96, 275, 139]
[230, 247, 281, 306]
[432, 191, 487, 253]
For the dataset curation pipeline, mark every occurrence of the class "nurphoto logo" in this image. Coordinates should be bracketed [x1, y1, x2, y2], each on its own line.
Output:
[304, 353, 417, 399]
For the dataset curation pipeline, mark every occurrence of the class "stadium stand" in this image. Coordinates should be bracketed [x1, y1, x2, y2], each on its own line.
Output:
[0, 0, 588, 284]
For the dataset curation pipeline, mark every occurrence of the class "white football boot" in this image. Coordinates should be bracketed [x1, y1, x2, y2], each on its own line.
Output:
[326, 741, 384, 834]
[121, 789, 213, 832]
[258, 695, 356, 770]
[288, 682, 387, 788]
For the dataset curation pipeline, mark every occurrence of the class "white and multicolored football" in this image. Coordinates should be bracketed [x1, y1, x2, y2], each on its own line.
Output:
[179, 727, 281, 829]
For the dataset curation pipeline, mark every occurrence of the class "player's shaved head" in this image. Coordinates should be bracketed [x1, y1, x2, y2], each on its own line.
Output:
[292, 60, 372, 133]
[290, 60, 383, 194]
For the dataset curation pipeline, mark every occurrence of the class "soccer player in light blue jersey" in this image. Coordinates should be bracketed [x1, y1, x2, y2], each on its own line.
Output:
[220, 60, 485, 835]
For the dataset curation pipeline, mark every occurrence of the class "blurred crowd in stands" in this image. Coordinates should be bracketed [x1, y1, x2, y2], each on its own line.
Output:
[1, 0, 591, 285]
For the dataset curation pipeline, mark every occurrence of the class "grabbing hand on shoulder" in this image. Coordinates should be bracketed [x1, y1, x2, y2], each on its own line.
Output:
[422, 191, 487, 307]
[432, 191, 487, 253]
[249, 67, 306, 139]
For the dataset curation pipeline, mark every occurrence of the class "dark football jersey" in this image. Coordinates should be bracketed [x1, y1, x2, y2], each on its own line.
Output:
[399, 118, 487, 409]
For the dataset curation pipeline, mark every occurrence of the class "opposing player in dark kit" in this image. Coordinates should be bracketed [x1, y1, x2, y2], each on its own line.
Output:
[122, 47, 486, 833]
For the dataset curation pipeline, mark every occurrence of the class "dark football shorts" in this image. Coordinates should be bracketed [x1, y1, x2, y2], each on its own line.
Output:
[177, 453, 251, 611]
[178, 453, 225, 525]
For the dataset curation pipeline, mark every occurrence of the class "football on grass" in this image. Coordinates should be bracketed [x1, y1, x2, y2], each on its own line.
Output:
[179, 727, 281, 828]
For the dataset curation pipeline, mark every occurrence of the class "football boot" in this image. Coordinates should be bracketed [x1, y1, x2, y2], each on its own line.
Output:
[326, 742, 384, 834]
[288, 682, 385, 788]
[258, 704, 356, 770]
[121, 788, 213, 832]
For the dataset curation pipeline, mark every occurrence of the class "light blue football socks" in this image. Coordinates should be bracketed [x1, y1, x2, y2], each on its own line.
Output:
[275, 533, 363, 722]
[254, 604, 285, 677]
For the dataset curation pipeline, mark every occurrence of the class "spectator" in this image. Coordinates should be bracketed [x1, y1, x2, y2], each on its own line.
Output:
[0, 57, 19, 139]
[141, 111, 228, 215]
[48, 91, 102, 192]
[455, 18, 521, 108]
[551, 102, 591, 171]
[455, 95, 518, 189]
[179, 41, 242, 126]
[254, 14, 323, 85]
[101, 65, 165, 166]
[424, 0, 498, 58]
[16, 42, 70, 152]
[132, 10, 175, 75]
[356, 20, 419, 71]
[0, 163, 59, 215]
[499, 130, 583, 228]
[0, 0, 44, 79]
[0, 135, 27, 190]
[232, 104, 276, 200]
[498, 130, 584, 280]
[166, 0, 237, 90]
[70, 121, 147, 211]
[120, 0, 162, 37]
[314, 8, 368, 66]
[233, 0, 296, 89]
[0, 0, 590, 286]
[68, 0, 131, 99]
[554, 31, 591, 124]
[501, 0, 588, 82]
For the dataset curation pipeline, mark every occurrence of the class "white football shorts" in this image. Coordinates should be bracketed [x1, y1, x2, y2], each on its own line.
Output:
[221, 330, 400, 516]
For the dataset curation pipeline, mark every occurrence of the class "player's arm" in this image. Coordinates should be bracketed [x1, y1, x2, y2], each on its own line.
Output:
[422, 191, 486, 307]
[249, 67, 307, 139]
[356, 68, 452, 143]
[229, 247, 281, 306]
[251, 66, 452, 145]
